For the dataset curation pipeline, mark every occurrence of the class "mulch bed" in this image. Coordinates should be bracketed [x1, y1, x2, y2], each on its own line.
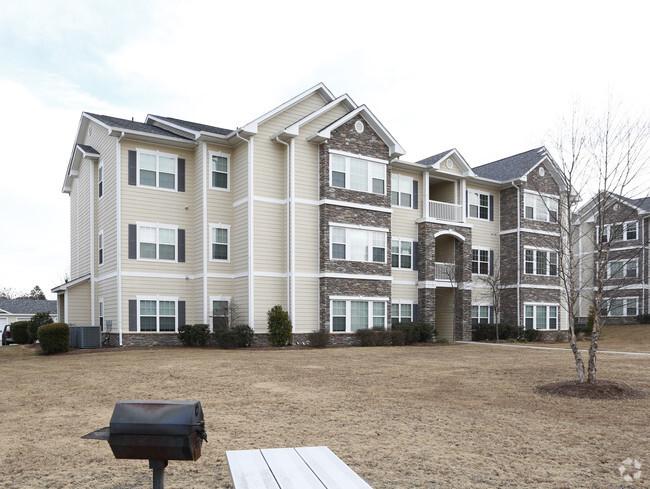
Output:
[537, 380, 646, 400]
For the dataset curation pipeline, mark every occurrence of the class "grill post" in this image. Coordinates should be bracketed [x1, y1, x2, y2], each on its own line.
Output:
[149, 459, 168, 489]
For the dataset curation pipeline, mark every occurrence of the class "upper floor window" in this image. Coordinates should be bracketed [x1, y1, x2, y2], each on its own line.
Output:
[139, 150, 177, 190]
[602, 297, 637, 316]
[468, 190, 490, 220]
[139, 223, 177, 261]
[210, 152, 230, 190]
[606, 259, 637, 279]
[210, 224, 229, 261]
[471, 248, 491, 275]
[524, 304, 558, 330]
[98, 163, 104, 198]
[601, 222, 638, 242]
[471, 305, 492, 325]
[392, 174, 412, 207]
[391, 238, 413, 269]
[330, 152, 386, 195]
[524, 193, 558, 223]
[391, 302, 413, 324]
[331, 226, 386, 263]
[98, 231, 104, 266]
[99, 300, 104, 330]
[524, 249, 558, 276]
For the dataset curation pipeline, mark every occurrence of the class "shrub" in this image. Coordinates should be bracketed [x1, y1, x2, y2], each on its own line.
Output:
[28, 312, 53, 343]
[10, 321, 30, 344]
[355, 327, 393, 346]
[178, 324, 210, 347]
[522, 328, 540, 342]
[307, 329, 330, 348]
[214, 325, 254, 349]
[390, 329, 406, 346]
[267, 305, 292, 346]
[392, 322, 437, 344]
[636, 314, 650, 324]
[472, 323, 521, 341]
[38, 323, 69, 354]
[436, 338, 450, 344]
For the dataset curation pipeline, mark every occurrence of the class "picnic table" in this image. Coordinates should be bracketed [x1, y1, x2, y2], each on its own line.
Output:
[226, 446, 373, 489]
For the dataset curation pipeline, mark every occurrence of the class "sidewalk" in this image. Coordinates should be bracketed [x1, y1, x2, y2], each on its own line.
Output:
[457, 341, 650, 356]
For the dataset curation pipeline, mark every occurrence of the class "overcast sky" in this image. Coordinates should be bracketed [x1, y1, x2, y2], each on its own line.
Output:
[1, 0, 649, 299]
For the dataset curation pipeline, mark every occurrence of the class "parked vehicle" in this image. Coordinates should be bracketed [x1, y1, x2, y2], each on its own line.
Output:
[2, 324, 13, 345]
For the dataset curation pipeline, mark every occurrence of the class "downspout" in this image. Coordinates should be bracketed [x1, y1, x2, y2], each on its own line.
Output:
[117, 131, 124, 346]
[90, 162, 95, 326]
[202, 142, 208, 324]
[235, 132, 254, 329]
[273, 136, 293, 324]
[643, 217, 646, 315]
[512, 181, 521, 326]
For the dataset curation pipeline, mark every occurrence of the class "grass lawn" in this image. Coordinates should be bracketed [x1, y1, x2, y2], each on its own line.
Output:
[0, 335, 648, 488]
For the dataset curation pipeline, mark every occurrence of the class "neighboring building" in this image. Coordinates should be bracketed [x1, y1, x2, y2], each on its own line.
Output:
[576, 193, 649, 324]
[0, 299, 58, 330]
[53, 84, 570, 345]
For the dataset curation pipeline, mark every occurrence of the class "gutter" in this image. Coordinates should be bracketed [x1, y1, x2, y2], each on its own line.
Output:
[512, 181, 521, 326]
[117, 131, 125, 346]
[235, 131, 254, 329]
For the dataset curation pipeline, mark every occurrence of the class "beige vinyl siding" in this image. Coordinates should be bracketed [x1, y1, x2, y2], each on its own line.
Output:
[253, 201, 286, 274]
[391, 169, 422, 238]
[392, 270, 418, 285]
[430, 180, 456, 204]
[234, 277, 249, 326]
[254, 276, 288, 332]
[206, 143, 235, 277]
[294, 204, 319, 273]
[69, 178, 79, 278]
[232, 205, 248, 275]
[231, 143, 249, 204]
[70, 160, 92, 279]
[293, 277, 319, 332]
[471, 287, 493, 304]
[438, 158, 464, 176]
[191, 145, 205, 277]
[391, 283, 418, 302]
[468, 186, 500, 251]
[436, 288, 455, 340]
[96, 277, 117, 327]
[68, 281, 91, 325]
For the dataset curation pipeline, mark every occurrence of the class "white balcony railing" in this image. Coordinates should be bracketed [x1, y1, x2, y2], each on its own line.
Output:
[435, 262, 456, 281]
[429, 200, 463, 223]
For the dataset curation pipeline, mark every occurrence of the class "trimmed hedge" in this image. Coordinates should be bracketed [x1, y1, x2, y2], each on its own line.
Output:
[10, 321, 30, 344]
[267, 305, 292, 346]
[38, 323, 69, 354]
[391, 322, 436, 344]
[214, 325, 254, 349]
[178, 324, 210, 346]
[636, 314, 650, 325]
[472, 323, 521, 341]
[307, 329, 330, 348]
[28, 312, 53, 344]
[355, 327, 407, 347]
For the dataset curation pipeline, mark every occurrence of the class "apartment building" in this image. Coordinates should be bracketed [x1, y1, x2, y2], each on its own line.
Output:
[53, 84, 570, 345]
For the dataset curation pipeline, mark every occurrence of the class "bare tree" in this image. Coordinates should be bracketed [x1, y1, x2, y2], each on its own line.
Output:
[482, 254, 505, 341]
[209, 299, 243, 330]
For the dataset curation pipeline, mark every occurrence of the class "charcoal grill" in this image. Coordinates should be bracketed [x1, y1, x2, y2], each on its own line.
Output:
[83, 400, 207, 489]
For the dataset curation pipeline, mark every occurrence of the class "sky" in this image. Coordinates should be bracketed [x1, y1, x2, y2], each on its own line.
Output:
[0, 0, 649, 299]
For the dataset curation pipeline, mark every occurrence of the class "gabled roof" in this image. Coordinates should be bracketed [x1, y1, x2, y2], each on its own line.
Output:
[416, 150, 456, 166]
[473, 147, 549, 181]
[578, 191, 650, 220]
[416, 148, 475, 176]
[146, 115, 234, 138]
[85, 113, 192, 140]
[0, 299, 57, 316]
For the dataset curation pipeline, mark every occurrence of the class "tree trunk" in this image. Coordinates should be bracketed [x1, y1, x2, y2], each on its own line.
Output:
[567, 324, 586, 383]
[587, 315, 602, 383]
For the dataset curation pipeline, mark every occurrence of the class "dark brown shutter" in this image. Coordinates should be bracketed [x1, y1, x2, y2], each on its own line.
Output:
[413, 242, 418, 270]
[128, 150, 137, 186]
[489, 195, 494, 221]
[128, 224, 137, 259]
[129, 300, 137, 331]
[178, 158, 185, 192]
[178, 229, 185, 262]
[178, 301, 186, 328]
[413, 180, 418, 209]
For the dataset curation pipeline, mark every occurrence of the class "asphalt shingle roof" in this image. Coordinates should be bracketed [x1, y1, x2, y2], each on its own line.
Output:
[77, 144, 100, 155]
[416, 149, 455, 166]
[85, 113, 192, 140]
[473, 147, 548, 181]
[0, 299, 57, 315]
[149, 115, 233, 136]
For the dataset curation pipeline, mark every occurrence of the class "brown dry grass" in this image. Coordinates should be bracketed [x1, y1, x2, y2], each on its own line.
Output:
[0, 340, 648, 489]
[531, 323, 650, 353]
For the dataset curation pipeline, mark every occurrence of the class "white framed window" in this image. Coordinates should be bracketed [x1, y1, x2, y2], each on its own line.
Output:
[471, 248, 490, 275]
[601, 221, 638, 242]
[330, 225, 386, 263]
[138, 149, 178, 190]
[329, 152, 386, 195]
[524, 304, 558, 330]
[330, 298, 388, 332]
[137, 223, 177, 262]
[524, 193, 558, 223]
[524, 248, 558, 276]
[210, 152, 230, 191]
[391, 238, 413, 269]
[606, 259, 637, 279]
[468, 190, 490, 220]
[210, 296, 231, 331]
[138, 297, 177, 332]
[98, 162, 104, 199]
[209, 224, 230, 262]
[391, 174, 413, 207]
[471, 305, 492, 325]
[98, 230, 104, 266]
[99, 299, 104, 330]
[391, 302, 413, 324]
[602, 297, 638, 316]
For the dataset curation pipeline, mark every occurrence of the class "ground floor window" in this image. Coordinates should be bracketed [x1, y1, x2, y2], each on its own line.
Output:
[211, 297, 230, 330]
[331, 298, 387, 332]
[139, 298, 176, 332]
[524, 304, 558, 330]
[391, 303, 413, 324]
[602, 297, 638, 316]
[471, 305, 492, 325]
[99, 300, 104, 330]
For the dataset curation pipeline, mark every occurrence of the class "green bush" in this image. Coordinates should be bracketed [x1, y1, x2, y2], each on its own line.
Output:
[390, 329, 406, 346]
[355, 327, 393, 346]
[436, 338, 450, 344]
[307, 329, 330, 348]
[635, 314, 650, 324]
[10, 321, 30, 344]
[178, 324, 210, 346]
[267, 305, 292, 346]
[522, 328, 540, 342]
[214, 325, 254, 349]
[472, 323, 521, 341]
[38, 323, 69, 354]
[28, 312, 53, 343]
[391, 322, 436, 344]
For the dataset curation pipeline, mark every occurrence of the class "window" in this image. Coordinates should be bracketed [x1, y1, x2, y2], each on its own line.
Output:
[468, 191, 489, 220]
[210, 224, 229, 261]
[471, 305, 491, 325]
[210, 153, 230, 190]
[602, 297, 638, 316]
[329, 153, 386, 195]
[99, 300, 104, 331]
[524, 304, 558, 330]
[391, 174, 413, 207]
[331, 299, 388, 332]
[524, 248, 558, 276]
[524, 193, 558, 222]
[98, 231, 104, 265]
[330, 226, 386, 263]
[138, 150, 177, 190]
[391, 303, 413, 324]
[601, 222, 638, 242]
[472, 248, 490, 275]
[606, 260, 637, 279]
[138, 224, 177, 261]
[98, 163, 103, 198]
[391, 238, 413, 269]
[139, 299, 176, 332]
[212, 298, 230, 330]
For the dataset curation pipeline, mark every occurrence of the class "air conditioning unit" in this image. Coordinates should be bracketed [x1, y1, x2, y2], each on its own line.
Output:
[69, 326, 101, 349]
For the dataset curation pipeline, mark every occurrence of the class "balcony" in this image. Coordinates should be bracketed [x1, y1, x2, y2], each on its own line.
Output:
[435, 262, 456, 282]
[429, 200, 463, 223]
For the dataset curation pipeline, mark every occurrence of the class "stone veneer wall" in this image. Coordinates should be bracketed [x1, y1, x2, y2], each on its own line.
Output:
[319, 278, 391, 332]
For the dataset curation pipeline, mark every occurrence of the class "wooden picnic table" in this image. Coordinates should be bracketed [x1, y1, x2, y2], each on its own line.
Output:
[226, 446, 373, 489]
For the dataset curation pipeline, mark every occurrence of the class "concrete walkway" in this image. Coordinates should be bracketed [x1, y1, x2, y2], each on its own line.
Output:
[457, 341, 650, 357]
